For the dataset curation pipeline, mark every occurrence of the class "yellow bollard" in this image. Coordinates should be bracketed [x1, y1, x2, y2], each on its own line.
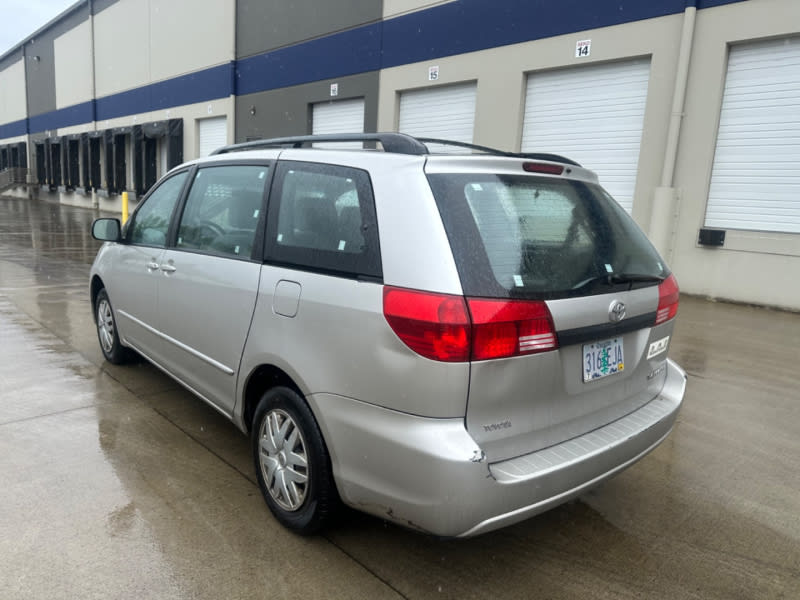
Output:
[121, 191, 129, 225]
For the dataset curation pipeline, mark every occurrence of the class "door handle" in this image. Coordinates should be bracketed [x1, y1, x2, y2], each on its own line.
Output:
[147, 262, 159, 271]
[160, 264, 177, 273]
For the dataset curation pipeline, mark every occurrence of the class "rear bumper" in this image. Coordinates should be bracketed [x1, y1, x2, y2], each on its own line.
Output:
[308, 358, 687, 537]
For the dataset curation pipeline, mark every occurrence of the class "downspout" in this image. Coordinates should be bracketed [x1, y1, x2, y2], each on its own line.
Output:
[89, 0, 99, 208]
[648, 0, 697, 261]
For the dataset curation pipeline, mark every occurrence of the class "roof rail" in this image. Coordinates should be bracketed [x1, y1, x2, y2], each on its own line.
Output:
[210, 132, 581, 166]
[211, 133, 428, 156]
[415, 138, 581, 166]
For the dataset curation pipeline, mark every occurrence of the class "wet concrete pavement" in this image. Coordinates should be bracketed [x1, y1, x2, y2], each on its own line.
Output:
[1, 195, 798, 599]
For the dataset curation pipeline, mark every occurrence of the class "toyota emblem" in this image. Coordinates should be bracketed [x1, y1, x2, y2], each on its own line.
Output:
[609, 300, 626, 323]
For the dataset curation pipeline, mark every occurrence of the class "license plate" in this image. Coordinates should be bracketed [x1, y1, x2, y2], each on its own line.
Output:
[583, 337, 625, 382]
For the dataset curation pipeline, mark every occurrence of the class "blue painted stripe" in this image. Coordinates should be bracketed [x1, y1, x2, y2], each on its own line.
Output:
[381, 0, 685, 68]
[236, 24, 382, 95]
[0, 118, 28, 138]
[1, 0, 750, 137]
[28, 101, 94, 133]
[96, 62, 234, 122]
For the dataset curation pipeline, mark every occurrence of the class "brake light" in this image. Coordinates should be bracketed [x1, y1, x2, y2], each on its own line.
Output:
[383, 287, 558, 362]
[523, 162, 564, 175]
[383, 288, 470, 362]
[468, 298, 557, 360]
[655, 274, 680, 325]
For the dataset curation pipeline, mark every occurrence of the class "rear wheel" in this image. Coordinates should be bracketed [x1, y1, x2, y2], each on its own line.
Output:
[95, 288, 128, 364]
[252, 386, 337, 534]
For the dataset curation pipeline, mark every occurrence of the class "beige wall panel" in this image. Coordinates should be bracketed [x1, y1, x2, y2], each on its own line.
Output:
[383, 0, 456, 18]
[149, 0, 234, 82]
[95, 0, 150, 97]
[378, 15, 684, 227]
[54, 20, 93, 109]
[670, 0, 800, 309]
[0, 60, 28, 123]
[0, 135, 29, 145]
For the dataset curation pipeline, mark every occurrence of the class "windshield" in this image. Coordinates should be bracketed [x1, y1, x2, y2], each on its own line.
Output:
[427, 173, 668, 300]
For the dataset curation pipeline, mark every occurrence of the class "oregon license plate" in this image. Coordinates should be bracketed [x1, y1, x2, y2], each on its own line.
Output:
[583, 338, 625, 382]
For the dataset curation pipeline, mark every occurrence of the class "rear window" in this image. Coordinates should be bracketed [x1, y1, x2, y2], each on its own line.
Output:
[426, 173, 668, 299]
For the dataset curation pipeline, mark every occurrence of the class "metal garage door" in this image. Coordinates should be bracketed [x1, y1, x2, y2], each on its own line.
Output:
[521, 59, 651, 213]
[705, 37, 800, 233]
[312, 98, 365, 135]
[398, 82, 477, 152]
[312, 98, 365, 148]
[198, 117, 228, 158]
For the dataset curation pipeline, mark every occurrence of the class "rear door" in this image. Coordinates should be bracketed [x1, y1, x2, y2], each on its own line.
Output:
[156, 163, 270, 415]
[426, 159, 678, 462]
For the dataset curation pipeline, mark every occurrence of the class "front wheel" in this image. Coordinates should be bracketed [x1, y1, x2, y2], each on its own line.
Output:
[252, 386, 338, 534]
[95, 288, 128, 364]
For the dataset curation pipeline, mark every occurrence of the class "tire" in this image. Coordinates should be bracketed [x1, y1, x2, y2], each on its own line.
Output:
[95, 288, 128, 365]
[252, 386, 338, 534]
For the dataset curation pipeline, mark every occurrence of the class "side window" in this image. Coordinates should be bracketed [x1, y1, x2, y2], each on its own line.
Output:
[266, 161, 381, 278]
[176, 165, 268, 259]
[128, 171, 189, 246]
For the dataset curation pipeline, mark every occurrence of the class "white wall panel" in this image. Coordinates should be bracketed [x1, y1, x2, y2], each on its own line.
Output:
[705, 37, 800, 233]
[522, 59, 651, 213]
[383, 0, 457, 18]
[54, 20, 93, 109]
[150, 0, 234, 82]
[94, 0, 233, 98]
[0, 60, 28, 123]
[95, 0, 149, 97]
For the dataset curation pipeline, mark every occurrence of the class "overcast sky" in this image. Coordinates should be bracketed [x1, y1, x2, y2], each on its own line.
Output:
[0, 0, 78, 56]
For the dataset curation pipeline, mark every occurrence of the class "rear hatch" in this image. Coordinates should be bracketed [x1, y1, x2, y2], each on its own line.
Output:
[425, 157, 679, 462]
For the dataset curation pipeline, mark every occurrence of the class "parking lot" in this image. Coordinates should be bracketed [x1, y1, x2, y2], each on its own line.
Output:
[1, 195, 798, 599]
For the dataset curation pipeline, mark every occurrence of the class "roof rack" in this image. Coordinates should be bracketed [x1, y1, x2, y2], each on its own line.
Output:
[415, 138, 581, 166]
[211, 133, 428, 156]
[210, 132, 581, 166]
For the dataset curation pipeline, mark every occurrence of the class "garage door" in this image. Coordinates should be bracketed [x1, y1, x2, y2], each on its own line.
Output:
[705, 37, 800, 233]
[521, 59, 650, 213]
[398, 82, 477, 153]
[198, 116, 227, 158]
[312, 98, 365, 148]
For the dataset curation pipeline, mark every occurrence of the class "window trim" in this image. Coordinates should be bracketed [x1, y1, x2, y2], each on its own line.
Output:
[263, 160, 382, 280]
[123, 167, 194, 248]
[170, 160, 274, 262]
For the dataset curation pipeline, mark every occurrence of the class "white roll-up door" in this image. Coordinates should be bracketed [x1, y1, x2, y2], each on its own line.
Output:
[198, 116, 228, 158]
[705, 37, 800, 233]
[399, 82, 477, 153]
[312, 98, 365, 135]
[521, 59, 651, 213]
[312, 98, 365, 148]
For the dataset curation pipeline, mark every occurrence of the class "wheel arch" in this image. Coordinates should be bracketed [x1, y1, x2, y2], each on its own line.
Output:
[242, 364, 304, 435]
[90, 275, 106, 321]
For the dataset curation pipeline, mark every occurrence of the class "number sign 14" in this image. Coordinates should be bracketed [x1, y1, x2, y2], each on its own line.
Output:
[575, 40, 591, 58]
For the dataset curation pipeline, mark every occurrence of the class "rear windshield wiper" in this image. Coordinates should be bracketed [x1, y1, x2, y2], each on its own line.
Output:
[572, 273, 664, 291]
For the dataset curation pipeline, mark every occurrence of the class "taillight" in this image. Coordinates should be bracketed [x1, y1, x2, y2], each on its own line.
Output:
[383, 287, 471, 362]
[468, 298, 557, 360]
[383, 287, 558, 362]
[655, 274, 680, 325]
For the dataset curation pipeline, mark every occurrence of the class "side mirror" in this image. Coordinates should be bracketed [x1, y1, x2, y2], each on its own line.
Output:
[92, 218, 122, 242]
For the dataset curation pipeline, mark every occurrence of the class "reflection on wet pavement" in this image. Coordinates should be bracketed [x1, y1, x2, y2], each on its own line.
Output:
[1, 196, 799, 599]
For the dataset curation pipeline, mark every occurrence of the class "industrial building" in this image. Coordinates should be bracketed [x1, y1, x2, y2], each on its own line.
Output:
[0, 0, 798, 310]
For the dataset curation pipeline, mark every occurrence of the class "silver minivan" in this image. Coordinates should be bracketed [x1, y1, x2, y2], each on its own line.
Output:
[90, 133, 686, 537]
